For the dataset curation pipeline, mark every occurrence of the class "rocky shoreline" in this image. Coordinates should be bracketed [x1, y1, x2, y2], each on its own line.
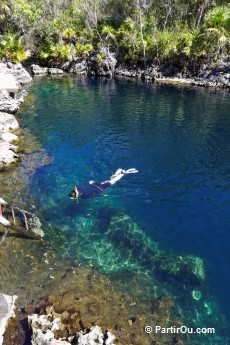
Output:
[0, 62, 32, 170]
[28, 50, 230, 89]
[57, 51, 230, 88]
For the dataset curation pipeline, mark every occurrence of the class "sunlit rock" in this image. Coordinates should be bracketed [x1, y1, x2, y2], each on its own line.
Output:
[0, 62, 32, 85]
[0, 131, 18, 143]
[0, 293, 17, 345]
[48, 68, 64, 75]
[6, 62, 32, 85]
[0, 91, 19, 114]
[0, 142, 19, 169]
[29, 314, 70, 345]
[29, 313, 115, 345]
[0, 112, 19, 131]
[31, 65, 48, 75]
[77, 325, 115, 345]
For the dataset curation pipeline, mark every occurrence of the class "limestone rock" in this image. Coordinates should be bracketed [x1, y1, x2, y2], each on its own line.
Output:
[0, 62, 32, 85]
[8, 62, 32, 85]
[0, 112, 19, 131]
[61, 59, 87, 74]
[0, 142, 19, 169]
[29, 314, 70, 345]
[48, 68, 64, 75]
[87, 51, 117, 76]
[29, 313, 115, 345]
[0, 293, 17, 345]
[0, 91, 19, 114]
[0, 131, 18, 143]
[31, 64, 48, 75]
[77, 325, 115, 345]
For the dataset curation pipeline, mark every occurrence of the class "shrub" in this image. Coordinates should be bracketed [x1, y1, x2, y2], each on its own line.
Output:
[40, 43, 71, 62]
[190, 27, 229, 61]
[204, 5, 230, 31]
[0, 33, 30, 62]
[116, 17, 142, 64]
[74, 43, 93, 58]
[62, 28, 76, 42]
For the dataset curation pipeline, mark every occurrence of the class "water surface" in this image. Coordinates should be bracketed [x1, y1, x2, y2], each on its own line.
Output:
[18, 76, 230, 341]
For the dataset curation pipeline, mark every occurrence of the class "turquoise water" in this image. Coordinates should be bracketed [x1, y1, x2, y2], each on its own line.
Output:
[18, 76, 230, 342]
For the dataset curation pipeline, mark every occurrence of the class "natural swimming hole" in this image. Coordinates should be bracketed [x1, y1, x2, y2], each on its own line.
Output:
[17, 75, 230, 342]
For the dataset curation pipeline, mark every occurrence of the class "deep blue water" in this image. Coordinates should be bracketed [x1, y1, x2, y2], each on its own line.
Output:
[18, 76, 230, 341]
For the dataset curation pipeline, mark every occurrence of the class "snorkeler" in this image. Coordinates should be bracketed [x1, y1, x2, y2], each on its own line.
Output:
[69, 168, 138, 201]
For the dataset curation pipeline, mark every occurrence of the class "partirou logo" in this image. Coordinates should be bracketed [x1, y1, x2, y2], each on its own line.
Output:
[144, 325, 216, 334]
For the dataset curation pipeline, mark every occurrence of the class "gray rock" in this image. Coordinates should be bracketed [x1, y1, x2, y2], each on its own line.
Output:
[0, 62, 32, 85]
[28, 314, 70, 345]
[0, 294, 17, 345]
[31, 64, 48, 75]
[0, 112, 19, 131]
[61, 59, 90, 74]
[87, 51, 117, 76]
[0, 90, 19, 114]
[0, 132, 18, 143]
[31, 65, 64, 75]
[9, 63, 32, 85]
[48, 68, 64, 75]
[28, 314, 115, 345]
[0, 142, 19, 169]
[77, 326, 115, 345]
[62, 52, 117, 76]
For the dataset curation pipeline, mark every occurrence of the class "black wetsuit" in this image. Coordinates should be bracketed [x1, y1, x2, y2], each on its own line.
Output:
[77, 181, 112, 199]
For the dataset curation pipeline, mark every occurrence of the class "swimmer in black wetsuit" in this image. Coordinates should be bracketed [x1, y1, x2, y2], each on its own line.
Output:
[69, 168, 138, 201]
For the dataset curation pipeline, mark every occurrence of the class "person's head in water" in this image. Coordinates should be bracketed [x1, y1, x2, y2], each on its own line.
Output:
[69, 186, 79, 200]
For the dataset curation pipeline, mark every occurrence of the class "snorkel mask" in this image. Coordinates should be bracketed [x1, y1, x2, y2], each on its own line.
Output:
[69, 189, 79, 202]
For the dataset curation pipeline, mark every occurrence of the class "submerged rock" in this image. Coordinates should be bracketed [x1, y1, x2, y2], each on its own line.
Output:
[83, 207, 206, 285]
[27, 292, 183, 345]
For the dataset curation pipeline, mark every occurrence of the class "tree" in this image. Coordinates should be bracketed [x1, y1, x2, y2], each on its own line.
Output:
[136, 0, 153, 67]
[196, 0, 210, 28]
[0, 0, 11, 34]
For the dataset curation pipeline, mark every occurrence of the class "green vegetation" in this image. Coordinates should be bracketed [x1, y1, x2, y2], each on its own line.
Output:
[0, 32, 30, 62]
[0, 0, 229, 66]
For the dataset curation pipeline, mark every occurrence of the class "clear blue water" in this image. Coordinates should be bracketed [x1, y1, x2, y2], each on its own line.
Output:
[18, 76, 230, 341]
